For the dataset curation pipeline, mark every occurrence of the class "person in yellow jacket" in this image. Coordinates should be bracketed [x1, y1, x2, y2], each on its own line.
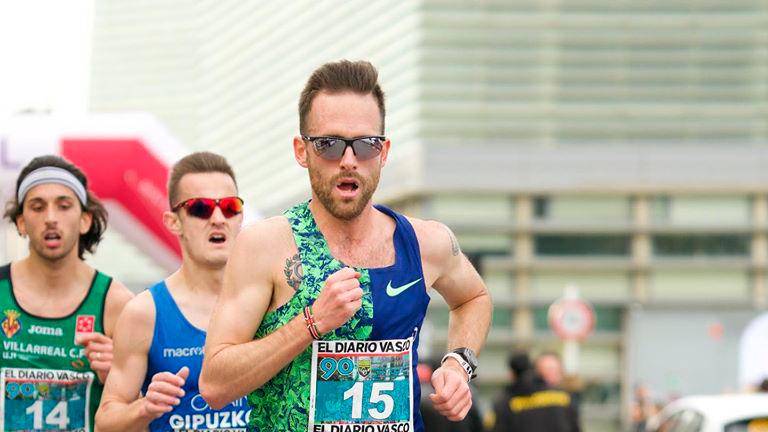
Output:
[488, 351, 580, 432]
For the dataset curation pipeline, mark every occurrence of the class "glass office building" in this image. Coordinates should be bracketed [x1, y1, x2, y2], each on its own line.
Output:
[89, 1, 768, 429]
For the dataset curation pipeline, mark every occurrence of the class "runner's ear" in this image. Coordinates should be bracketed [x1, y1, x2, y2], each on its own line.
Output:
[378, 138, 391, 167]
[163, 210, 182, 236]
[15, 213, 27, 237]
[293, 136, 309, 168]
[79, 210, 93, 235]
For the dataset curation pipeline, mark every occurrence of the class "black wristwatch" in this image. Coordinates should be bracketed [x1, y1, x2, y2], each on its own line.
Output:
[441, 348, 478, 382]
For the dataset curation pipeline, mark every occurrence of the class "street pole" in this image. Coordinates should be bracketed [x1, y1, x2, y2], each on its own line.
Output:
[563, 284, 580, 375]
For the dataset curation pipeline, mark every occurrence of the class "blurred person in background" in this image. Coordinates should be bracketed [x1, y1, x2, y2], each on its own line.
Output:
[536, 351, 582, 413]
[0, 155, 133, 432]
[631, 383, 657, 432]
[535, 351, 564, 388]
[759, 378, 768, 393]
[488, 350, 580, 432]
[96, 152, 249, 431]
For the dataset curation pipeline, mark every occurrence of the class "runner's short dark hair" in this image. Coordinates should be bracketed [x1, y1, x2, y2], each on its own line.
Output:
[299, 60, 386, 134]
[168, 151, 237, 208]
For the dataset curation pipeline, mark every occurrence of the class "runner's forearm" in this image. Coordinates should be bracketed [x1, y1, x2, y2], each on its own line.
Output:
[96, 398, 154, 432]
[447, 290, 492, 354]
[200, 313, 313, 409]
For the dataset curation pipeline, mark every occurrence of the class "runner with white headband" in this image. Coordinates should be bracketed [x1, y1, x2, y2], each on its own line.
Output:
[0, 155, 133, 432]
[17, 166, 89, 206]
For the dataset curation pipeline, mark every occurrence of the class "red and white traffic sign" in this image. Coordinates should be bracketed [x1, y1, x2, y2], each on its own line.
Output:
[548, 296, 596, 341]
[0, 113, 189, 271]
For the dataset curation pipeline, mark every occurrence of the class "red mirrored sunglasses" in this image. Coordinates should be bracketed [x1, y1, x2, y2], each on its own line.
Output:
[172, 196, 244, 219]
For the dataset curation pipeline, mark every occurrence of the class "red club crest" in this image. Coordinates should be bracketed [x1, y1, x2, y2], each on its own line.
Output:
[75, 315, 95, 334]
[1, 309, 21, 338]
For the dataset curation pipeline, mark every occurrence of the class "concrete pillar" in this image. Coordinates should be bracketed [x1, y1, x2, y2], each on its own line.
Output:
[631, 195, 651, 303]
[514, 195, 534, 339]
[752, 195, 767, 308]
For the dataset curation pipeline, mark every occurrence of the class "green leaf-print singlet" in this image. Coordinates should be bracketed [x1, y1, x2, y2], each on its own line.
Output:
[247, 202, 374, 432]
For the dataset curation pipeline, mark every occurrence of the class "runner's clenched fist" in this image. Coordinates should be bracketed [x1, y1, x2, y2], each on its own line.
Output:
[76, 332, 114, 384]
[311, 267, 363, 334]
[430, 363, 472, 421]
[140, 367, 189, 419]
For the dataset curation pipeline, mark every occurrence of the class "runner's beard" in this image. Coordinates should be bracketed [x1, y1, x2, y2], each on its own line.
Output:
[309, 167, 379, 221]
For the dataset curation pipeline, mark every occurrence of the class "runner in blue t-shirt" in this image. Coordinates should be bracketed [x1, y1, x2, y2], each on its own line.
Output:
[96, 152, 250, 431]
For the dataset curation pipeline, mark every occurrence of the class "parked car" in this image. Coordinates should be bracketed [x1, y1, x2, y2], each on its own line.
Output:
[646, 394, 768, 432]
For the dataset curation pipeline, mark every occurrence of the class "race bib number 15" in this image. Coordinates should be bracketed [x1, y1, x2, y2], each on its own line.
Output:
[1, 367, 93, 431]
[308, 339, 413, 432]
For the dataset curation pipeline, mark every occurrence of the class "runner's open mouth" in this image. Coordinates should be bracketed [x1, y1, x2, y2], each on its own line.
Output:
[337, 181, 359, 192]
[209, 233, 226, 244]
[44, 232, 61, 241]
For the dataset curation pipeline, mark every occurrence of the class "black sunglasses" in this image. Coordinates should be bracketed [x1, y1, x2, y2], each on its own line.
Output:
[301, 135, 385, 161]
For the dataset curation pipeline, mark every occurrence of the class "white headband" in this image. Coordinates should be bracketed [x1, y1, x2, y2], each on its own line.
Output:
[17, 167, 88, 206]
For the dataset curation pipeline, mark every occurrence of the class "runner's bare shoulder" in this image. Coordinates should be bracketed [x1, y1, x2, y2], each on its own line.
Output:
[405, 217, 457, 262]
[235, 215, 295, 260]
[113, 290, 156, 351]
[102, 278, 134, 337]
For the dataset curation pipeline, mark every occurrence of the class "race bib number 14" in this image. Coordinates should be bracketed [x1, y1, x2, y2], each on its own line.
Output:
[308, 339, 413, 432]
[1, 367, 93, 432]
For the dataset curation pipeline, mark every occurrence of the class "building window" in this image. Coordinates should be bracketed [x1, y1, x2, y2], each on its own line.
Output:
[492, 308, 512, 328]
[534, 306, 622, 332]
[535, 235, 631, 256]
[651, 269, 749, 301]
[429, 194, 514, 223]
[533, 196, 549, 219]
[651, 195, 671, 222]
[653, 234, 750, 257]
[426, 308, 449, 327]
[652, 195, 750, 226]
[582, 381, 621, 404]
[465, 250, 510, 274]
[535, 195, 630, 223]
[532, 271, 630, 300]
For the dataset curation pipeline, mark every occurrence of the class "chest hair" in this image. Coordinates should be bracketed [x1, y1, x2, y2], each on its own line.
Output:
[328, 235, 395, 268]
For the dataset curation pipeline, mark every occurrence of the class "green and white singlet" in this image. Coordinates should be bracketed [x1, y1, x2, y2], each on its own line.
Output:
[0, 264, 113, 432]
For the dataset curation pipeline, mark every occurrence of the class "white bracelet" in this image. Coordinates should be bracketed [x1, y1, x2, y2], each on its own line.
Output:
[441, 353, 472, 382]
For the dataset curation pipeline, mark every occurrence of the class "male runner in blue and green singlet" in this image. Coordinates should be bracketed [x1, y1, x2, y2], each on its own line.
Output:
[201, 60, 492, 432]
